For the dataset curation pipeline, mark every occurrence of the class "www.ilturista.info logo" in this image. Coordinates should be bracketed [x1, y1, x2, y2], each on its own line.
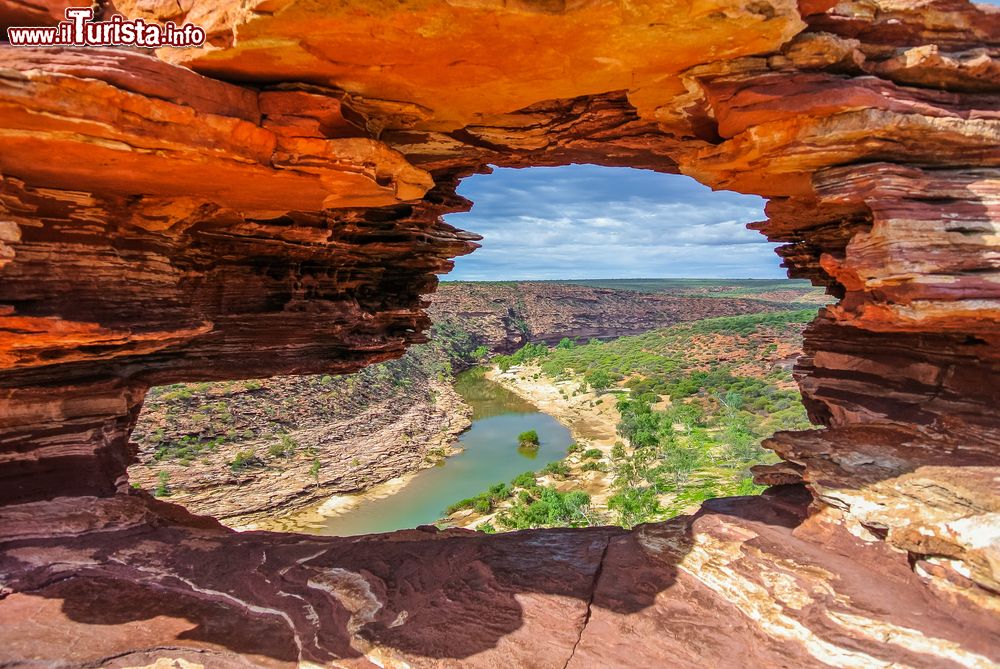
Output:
[7, 8, 206, 48]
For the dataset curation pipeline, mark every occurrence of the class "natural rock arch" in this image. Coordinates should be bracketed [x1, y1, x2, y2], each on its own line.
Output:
[0, 0, 997, 666]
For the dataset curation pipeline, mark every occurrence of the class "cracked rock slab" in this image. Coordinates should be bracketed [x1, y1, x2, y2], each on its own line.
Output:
[1, 489, 997, 668]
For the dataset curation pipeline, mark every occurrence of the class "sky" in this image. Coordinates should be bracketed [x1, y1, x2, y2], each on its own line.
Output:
[444, 165, 783, 281]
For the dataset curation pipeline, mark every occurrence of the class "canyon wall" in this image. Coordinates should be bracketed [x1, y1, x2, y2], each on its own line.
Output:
[429, 282, 813, 351]
[0, 0, 998, 666]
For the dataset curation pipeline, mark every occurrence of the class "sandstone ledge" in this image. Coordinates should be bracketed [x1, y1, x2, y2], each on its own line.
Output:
[2, 487, 996, 668]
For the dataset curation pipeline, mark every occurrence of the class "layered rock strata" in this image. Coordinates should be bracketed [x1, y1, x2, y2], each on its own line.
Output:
[128, 372, 471, 526]
[1, 0, 998, 665]
[428, 282, 812, 351]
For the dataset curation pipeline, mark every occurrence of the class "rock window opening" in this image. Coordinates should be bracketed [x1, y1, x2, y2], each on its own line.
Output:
[128, 166, 828, 537]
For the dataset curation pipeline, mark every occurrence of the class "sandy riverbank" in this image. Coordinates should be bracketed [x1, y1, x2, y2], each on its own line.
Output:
[248, 470, 437, 532]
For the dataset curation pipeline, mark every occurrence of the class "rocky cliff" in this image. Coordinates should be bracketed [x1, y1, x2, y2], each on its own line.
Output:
[429, 281, 815, 351]
[127, 351, 472, 527]
[1, 0, 998, 666]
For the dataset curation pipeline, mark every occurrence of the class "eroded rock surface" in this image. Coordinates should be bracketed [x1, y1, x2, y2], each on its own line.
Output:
[2, 487, 996, 668]
[128, 371, 472, 527]
[429, 282, 813, 351]
[1, 0, 998, 665]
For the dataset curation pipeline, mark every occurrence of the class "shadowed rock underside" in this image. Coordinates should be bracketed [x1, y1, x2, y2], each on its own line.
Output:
[0, 0, 998, 666]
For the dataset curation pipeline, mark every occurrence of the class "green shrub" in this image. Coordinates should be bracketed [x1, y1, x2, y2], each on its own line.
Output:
[495, 486, 592, 530]
[611, 442, 626, 460]
[518, 430, 540, 448]
[268, 434, 297, 458]
[511, 471, 538, 489]
[230, 450, 259, 472]
[584, 369, 613, 392]
[541, 460, 569, 477]
[488, 482, 511, 499]
[447, 497, 477, 514]
[734, 476, 766, 496]
[582, 448, 603, 460]
[154, 471, 170, 497]
[608, 487, 661, 528]
[445, 482, 512, 515]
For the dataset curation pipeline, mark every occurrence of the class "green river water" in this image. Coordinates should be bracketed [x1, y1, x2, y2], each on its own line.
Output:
[313, 368, 572, 536]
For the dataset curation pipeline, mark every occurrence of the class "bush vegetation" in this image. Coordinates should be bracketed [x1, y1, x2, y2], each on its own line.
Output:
[448, 308, 817, 531]
[518, 430, 540, 448]
[229, 450, 260, 472]
[154, 471, 170, 497]
[268, 434, 297, 458]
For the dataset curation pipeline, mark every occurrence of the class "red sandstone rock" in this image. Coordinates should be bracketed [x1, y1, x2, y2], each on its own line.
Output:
[0, 49, 434, 210]
[0, 0, 998, 665]
[1, 489, 997, 667]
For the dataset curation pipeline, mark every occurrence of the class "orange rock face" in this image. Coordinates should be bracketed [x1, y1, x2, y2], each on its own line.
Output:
[0, 0, 998, 666]
[121, 0, 805, 129]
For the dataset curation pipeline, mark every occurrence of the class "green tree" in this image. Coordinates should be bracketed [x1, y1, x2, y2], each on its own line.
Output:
[669, 402, 704, 434]
[616, 396, 672, 449]
[518, 430, 540, 448]
[608, 487, 660, 528]
[660, 443, 703, 485]
[585, 369, 613, 393]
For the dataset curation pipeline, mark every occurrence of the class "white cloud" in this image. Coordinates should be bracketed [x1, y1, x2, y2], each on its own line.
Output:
[443, 165, 783, 280]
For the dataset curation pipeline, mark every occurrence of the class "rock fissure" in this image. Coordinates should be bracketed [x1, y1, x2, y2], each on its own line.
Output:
[563, 535, 611, 669]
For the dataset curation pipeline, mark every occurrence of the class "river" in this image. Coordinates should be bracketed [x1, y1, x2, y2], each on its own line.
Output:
[303, 367, 572, 536]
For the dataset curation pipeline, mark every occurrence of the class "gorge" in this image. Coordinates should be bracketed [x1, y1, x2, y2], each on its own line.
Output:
[1, 0, 999, 667]
[125, 281, 799, 527]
